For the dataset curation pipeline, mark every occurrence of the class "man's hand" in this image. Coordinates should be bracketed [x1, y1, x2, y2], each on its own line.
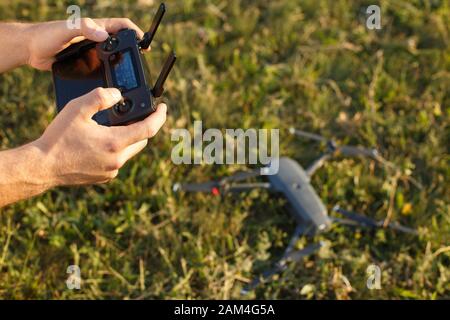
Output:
[27, 18, 149, 71]
[0, 18, 149, 72]
[0, 88, 166, 207]
[34, 87, 166, 186]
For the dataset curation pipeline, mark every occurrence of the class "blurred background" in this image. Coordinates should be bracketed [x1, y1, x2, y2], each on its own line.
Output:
[0, 0, 448, 299]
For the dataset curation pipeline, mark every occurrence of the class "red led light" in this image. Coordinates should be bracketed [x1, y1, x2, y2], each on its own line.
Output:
[211, 187, 220, 196]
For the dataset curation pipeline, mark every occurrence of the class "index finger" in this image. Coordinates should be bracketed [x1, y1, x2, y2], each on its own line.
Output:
[112, 103, 167, 148]
[94, 18, 151, 51]
[94, 18, 146, 41]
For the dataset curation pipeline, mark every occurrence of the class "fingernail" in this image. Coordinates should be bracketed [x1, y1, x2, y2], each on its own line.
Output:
[109, 88, 122, 101]
[159, 103, 167, 114]
[93, 28, 108, 40]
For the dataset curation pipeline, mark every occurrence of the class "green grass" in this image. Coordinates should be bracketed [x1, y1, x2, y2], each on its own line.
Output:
[0, 0, 449, 299]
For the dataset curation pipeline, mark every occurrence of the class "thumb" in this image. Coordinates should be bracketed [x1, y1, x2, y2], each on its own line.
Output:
[79, 18, 109, 42]
[66, 87, 122, 120]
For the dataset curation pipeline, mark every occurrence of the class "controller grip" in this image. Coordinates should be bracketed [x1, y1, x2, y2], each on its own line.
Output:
[92, 109, 110, 126]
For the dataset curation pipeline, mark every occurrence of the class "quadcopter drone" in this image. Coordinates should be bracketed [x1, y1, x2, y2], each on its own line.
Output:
[173, 128, 418, 293]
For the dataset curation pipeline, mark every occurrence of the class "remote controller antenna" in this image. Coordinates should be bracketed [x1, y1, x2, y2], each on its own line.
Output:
[152, 52, 176, 98]
[139, 3, 166, 50]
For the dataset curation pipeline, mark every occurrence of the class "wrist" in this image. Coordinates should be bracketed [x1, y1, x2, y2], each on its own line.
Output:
[0, 141, 56, 207]
[20, 23, 34, 67]
[2, 22, 33, 68]
[24, 141, 59, 190]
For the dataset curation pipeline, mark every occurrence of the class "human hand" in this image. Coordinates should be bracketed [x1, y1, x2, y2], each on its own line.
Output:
[32, 87, 166, 186]
[25, 18, 149, 71]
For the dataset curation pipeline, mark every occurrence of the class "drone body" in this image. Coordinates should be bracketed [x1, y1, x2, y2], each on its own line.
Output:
[268, 157, 331, 232]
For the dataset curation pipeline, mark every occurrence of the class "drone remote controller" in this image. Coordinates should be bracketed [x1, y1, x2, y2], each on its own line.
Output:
[52, 3, 175, 126]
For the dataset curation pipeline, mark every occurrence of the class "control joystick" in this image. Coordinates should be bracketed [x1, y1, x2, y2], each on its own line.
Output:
[114, 99, 132, 114]
[102, 36, 119, 52]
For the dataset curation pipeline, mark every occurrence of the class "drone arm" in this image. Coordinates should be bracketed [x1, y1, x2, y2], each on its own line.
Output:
[242, 224, 323, 294]
[305, 146, 379, 177]
[332, 205, 418, 235]
[242, 241, 323, 294]
[337, 145, 379, 159]
[332, 205, 380, 227]
[305, 153, 332, 177]
[227, 182, 273, 193]
[173, 169, 268, 195]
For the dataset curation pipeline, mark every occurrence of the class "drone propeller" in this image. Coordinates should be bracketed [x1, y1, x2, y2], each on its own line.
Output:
[290, 128, 424, 190]
[338, 145, 379, 158]
[332, 205, 418, 235]
[288, 128, 326, 143]
[173, 181, 219, 193]
[289, 127, 392, 176]
[290, 127, 379, 158]
[220, 169, 261, 183]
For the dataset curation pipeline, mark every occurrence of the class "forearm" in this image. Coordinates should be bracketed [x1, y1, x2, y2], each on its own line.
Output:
[0, 143, 54, 207]
[0, 22, 32, 72]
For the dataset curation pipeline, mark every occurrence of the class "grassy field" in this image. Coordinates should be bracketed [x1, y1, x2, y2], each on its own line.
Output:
[0, 0, 449, 299]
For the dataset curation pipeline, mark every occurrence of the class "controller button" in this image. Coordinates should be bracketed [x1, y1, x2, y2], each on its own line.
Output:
[114, 99, 132, 114]
[102, 36, 119, 51]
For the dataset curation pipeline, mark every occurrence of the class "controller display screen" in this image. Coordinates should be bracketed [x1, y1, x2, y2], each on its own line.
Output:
[53, 44, 107, 112]
[112, 50, 139, 91]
